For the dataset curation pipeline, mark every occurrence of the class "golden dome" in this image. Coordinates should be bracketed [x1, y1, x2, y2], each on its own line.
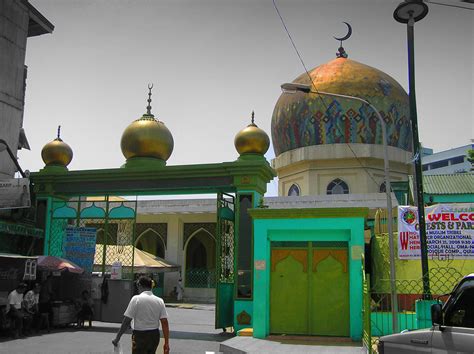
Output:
[234, 112, 270, 155]
[41, 126, 73, 167]
[271, 56, 411, 156]
[120, 86, 174, 162]
[121, 114, 174, 161]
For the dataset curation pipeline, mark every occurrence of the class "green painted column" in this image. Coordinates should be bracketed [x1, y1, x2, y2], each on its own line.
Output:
[42, 197, 52, 255]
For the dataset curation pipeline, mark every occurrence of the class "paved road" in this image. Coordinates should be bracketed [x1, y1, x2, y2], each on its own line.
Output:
[0, 306, 232, 354]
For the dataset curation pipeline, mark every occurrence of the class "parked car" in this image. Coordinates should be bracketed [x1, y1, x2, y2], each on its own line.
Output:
[378, 273, 474, 353]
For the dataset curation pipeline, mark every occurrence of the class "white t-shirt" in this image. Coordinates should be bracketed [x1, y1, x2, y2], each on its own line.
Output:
[124, 291, 168, 331]
[6, 290, 24, 313]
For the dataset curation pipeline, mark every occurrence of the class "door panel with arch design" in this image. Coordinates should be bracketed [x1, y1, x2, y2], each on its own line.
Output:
[270, 242, 349, 336]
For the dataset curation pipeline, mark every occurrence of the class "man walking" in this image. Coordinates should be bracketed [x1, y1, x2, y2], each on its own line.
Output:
[113, 276, 170, 354]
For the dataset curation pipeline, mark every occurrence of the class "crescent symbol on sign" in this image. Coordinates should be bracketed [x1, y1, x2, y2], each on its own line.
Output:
[333, 22, 352, 42]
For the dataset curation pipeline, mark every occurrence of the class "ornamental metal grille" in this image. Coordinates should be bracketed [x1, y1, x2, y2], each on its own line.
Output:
[216, 193, 235, 283]
[49, 198, 136, 279]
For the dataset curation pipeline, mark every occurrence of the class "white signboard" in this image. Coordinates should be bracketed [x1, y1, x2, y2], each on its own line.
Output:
[111, 261, 122, 280]
[398, 204, 474, 260]
[0, 178, 31, 209]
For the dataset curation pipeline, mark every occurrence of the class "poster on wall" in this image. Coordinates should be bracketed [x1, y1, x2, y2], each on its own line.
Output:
[0, 178, 31, 209]
[63, 227, 97, 273]
[398, 204, 474, 260]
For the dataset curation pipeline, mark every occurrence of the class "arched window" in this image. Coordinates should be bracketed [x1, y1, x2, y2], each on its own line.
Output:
[185, 230, 216, 288]
[326, 178, 349, 195]
[288, 184, 300, 196]
[135, 229, 166, 258]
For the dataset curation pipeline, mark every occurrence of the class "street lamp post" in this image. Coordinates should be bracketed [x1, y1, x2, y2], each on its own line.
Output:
[281, 82, 399, 332]
[394, 0, 431, 299]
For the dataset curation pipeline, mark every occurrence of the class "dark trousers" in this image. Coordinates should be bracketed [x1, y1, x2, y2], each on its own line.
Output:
[132, 328, 160, 354]
[8, 308, 31, 336]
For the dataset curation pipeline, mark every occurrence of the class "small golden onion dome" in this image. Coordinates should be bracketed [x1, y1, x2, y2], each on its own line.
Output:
[41, 126, 73, 167]
[120, 114, 174, 161]
[234, 111, 270, 155]
[120, 85, 174, 161]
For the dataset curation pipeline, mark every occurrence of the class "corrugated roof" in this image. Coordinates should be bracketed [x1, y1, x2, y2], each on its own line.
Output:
[409, 174, 474, 195]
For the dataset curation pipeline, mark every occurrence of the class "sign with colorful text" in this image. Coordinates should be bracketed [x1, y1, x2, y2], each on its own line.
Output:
[398, 204, 474, 260]
[63, 227, 97, 273]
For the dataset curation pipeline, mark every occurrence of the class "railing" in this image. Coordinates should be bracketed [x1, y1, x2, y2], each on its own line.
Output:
[185, 268, 216, 288]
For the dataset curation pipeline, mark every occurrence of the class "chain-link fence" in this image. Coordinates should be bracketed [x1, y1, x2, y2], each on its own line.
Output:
[366, 266, 465, 353]
[185, 268, 216, 288]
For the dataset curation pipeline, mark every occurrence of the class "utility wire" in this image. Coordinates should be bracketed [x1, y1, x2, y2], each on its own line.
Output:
[426, 0, 474, 10]
[272, 0, 382, 188]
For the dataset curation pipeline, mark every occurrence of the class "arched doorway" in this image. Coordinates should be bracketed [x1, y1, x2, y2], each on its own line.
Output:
[135, 229, 165, 258]
[185, 229, 216, 288]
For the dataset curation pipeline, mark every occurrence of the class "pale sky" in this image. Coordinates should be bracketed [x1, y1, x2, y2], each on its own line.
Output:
[21, 0, 473, 196]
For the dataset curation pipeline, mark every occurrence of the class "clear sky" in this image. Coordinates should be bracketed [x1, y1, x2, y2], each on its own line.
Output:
[22, 0, 473, 194]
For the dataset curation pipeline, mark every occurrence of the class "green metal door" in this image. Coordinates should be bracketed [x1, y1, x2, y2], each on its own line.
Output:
[311, 246, 349, 336]
[270, 249, 309, 334]
[270, 243, 349, 336]
[215, 193, 235, 330]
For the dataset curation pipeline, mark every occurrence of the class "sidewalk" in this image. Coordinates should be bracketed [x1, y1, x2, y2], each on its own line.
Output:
[165, 302, 215, 311]
[220, 336, 365, 354]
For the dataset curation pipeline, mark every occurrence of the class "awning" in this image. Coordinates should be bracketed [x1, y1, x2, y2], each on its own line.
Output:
[94, 245, 180, 273]
[37, 255, 84, 274]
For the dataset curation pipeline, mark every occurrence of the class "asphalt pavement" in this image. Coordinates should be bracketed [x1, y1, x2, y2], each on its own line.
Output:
[0, 304, 365, 354]
[0, 305, 232, 354]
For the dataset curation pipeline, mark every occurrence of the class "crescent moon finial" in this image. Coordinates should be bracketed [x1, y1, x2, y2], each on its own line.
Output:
[146, 83, 153, 115]
[333, 22, 352, 42]
[334, 22, 352, 58]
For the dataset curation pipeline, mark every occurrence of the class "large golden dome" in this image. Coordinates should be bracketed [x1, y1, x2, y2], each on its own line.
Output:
[271, 56, 411, 157]
[234, 112, 270, 155]
[120, 87, 174, 162]
[41, 126, 73, 167]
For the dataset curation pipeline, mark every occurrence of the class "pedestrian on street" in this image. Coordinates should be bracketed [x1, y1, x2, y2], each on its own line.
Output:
[6, 282, 30, 338]
[176, 278, 183, 302]
[113, 275, 170, 354]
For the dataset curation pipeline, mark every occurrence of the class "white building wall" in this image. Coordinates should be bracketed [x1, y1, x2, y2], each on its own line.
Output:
[422, 144, 473, 175]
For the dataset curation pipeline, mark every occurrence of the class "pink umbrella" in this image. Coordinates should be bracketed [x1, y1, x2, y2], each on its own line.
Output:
[37, 255, 84, 274]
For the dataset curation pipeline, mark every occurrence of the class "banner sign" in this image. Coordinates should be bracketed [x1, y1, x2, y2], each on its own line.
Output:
[398, 204, 474, 260]
[63, 227, 97, 273]
[0, 178, 31, 209]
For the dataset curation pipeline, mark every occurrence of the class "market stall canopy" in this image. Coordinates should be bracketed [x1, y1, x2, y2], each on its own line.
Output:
[94, 245, 180, 273]
[37, 255, 84, 274]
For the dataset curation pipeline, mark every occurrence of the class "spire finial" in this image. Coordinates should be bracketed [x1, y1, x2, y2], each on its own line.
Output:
[57, 125, 61, 140]
[146, 83, 154, 115]
[251, 111, 255, 125]
[333, 22, 352, 58]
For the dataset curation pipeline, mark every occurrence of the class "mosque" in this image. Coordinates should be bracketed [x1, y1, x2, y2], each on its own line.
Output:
[31, 43, 414, 340]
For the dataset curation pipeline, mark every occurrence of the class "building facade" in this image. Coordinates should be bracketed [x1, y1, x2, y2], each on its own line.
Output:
[422, 143, 473, 175]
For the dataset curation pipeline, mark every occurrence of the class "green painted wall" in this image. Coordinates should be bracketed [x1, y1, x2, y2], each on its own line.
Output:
[250, 209, 367, 341]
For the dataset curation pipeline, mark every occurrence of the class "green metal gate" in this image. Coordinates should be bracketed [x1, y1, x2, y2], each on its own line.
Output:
[48, 197, 137, 278]
[215, 192, 235, 330]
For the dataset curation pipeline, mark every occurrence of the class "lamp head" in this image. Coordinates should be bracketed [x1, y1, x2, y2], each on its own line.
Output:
[393, 0, 429, 24]
[280, 82, 312, 94]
